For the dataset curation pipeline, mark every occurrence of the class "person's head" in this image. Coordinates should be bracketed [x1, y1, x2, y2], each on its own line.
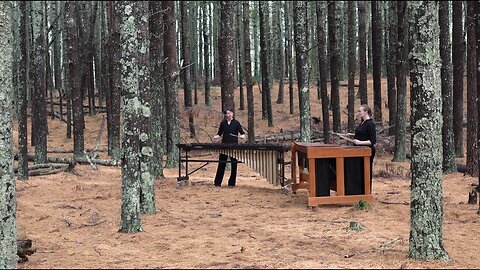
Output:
[356, 104, 372, 120]
[224, 109, 234, 121]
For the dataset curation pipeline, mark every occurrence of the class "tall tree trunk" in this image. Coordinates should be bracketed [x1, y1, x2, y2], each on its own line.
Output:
[203, 1, 210, 107]
[236, 3, 245, 111]
[259, 1, 273, 126]
[181, 1, 195, 138]
[163, 1, 180, 168]
[371, 1, 382, 122]
[0, 1, 17, 266]
[476, 0, 480, 213]
[46, 2, 54, 120]
[439, 1, 456, 173]
[54, 1, 63, 121]
[136, 1, 156, 215]
[32, 1, 48, 164]
[276, 3, 285, 105]
[393, 1, 407, 162]
[293, 1, 311, 142]
[213, 3, 220, 85]
[219, 1, 235, 113]
[328, 0, 340, 132]
[190, 2, 198, 105]
[62, 2, 72, 140]
[285, 1, 294, 115]
[316, 1, 330, 143]
[358, 1, 368, 105]
[94, 3, 103, 108]
[18, 1, 29, 180]
[408, 1, 449, 261]
[253, 2, 259, 82]
[67, 2, 85, 158]
[119, 1, 143, 233]
[11, 2, 19, 121]
[466, 2, 478, 177]
[107, 2, 121, 160]
[386, 2, 397, 136]
[149, 1, 165, 179]
[347, 1, 356, 132]
[243, 1, 255, 143]
[452, 1, 465, 158]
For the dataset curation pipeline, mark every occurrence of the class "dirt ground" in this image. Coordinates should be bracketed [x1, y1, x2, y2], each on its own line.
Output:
[15, 77, 479, 269]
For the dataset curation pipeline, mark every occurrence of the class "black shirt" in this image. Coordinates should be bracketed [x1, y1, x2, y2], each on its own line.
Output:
[217, 118, 245, 144]
[354, 118, 376, 149]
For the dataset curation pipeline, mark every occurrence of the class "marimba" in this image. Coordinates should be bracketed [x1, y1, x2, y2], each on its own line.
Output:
[291, 142, 373, 206]
[176, 143, 290, 190]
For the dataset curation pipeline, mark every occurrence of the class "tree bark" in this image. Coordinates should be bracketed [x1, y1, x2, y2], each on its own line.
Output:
[0, 2, 17, 267]
[236, 3, 244, 111]
[316, 1, 329, 143]
[219, 1, 236, 113]
[149, 1, 165, 179]
[328, 1, 340, 132]
[18, 1, 29, 180]
[439, 1, 457, 173]
[408, 1, 449, 261]
[466, 1, 478, 177]
[67, 2, 85, 158]
[285, 1, 294, 115]
[163, 1, 180, 168]
[106, 2, 121, 160]
[386, 2, 397, 136]
[358, 1, 368, 105]
[203, 1, 211, 107]
[452, 1, 465, 158]
[347, 1, 356, 132]
[393, 1, 407, 162]
[136, 1, 156, 215]
[371, 1, 382, 122]
[243, 2, 255, 143]
[181, 1, 195, 138]
[61, 2, 72, 140]
[259, 1, 273, 126]
[293, 1, 311, 142]
[119, 1, 143, 233]
[275, 4, 285, 105]
[32, 1, 48, 164]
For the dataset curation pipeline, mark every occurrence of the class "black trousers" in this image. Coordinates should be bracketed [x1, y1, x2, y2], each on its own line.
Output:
[214, 154, 238, 186]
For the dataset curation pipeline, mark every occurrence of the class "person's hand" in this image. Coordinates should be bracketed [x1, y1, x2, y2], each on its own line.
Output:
[352, 139, 360, 145]
[213, 135, 221, 143]
[239, 134, 246, 143]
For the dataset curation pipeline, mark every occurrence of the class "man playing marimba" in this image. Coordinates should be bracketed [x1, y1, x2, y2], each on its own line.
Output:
[212, 109, 246, 187]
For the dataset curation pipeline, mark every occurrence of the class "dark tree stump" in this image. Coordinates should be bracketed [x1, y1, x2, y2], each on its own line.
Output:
[17, 239, 36, 263]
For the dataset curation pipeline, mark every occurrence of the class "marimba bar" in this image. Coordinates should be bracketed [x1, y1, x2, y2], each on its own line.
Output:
[176, 143, 290, 190]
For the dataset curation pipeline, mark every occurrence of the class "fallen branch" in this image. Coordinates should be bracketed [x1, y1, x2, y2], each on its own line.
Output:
[13, 163, 66, 173]
[28, 166, 68, 177]
[378, 200, 409, 205]
[15, 154, 120, 167]
[78, 220, 107, 228]
[47, 147, 108, 154]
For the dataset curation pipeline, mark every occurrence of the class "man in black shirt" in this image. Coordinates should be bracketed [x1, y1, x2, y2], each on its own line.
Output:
[213, 109, 246, 187]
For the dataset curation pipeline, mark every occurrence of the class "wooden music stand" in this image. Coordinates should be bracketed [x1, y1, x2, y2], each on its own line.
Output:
[291, 142, 373, 206]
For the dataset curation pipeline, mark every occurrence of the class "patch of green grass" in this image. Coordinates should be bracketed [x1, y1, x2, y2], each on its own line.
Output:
[353, 200, 370, 211]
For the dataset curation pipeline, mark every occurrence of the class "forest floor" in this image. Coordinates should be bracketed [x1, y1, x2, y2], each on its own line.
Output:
[15, 76, 479, 269]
